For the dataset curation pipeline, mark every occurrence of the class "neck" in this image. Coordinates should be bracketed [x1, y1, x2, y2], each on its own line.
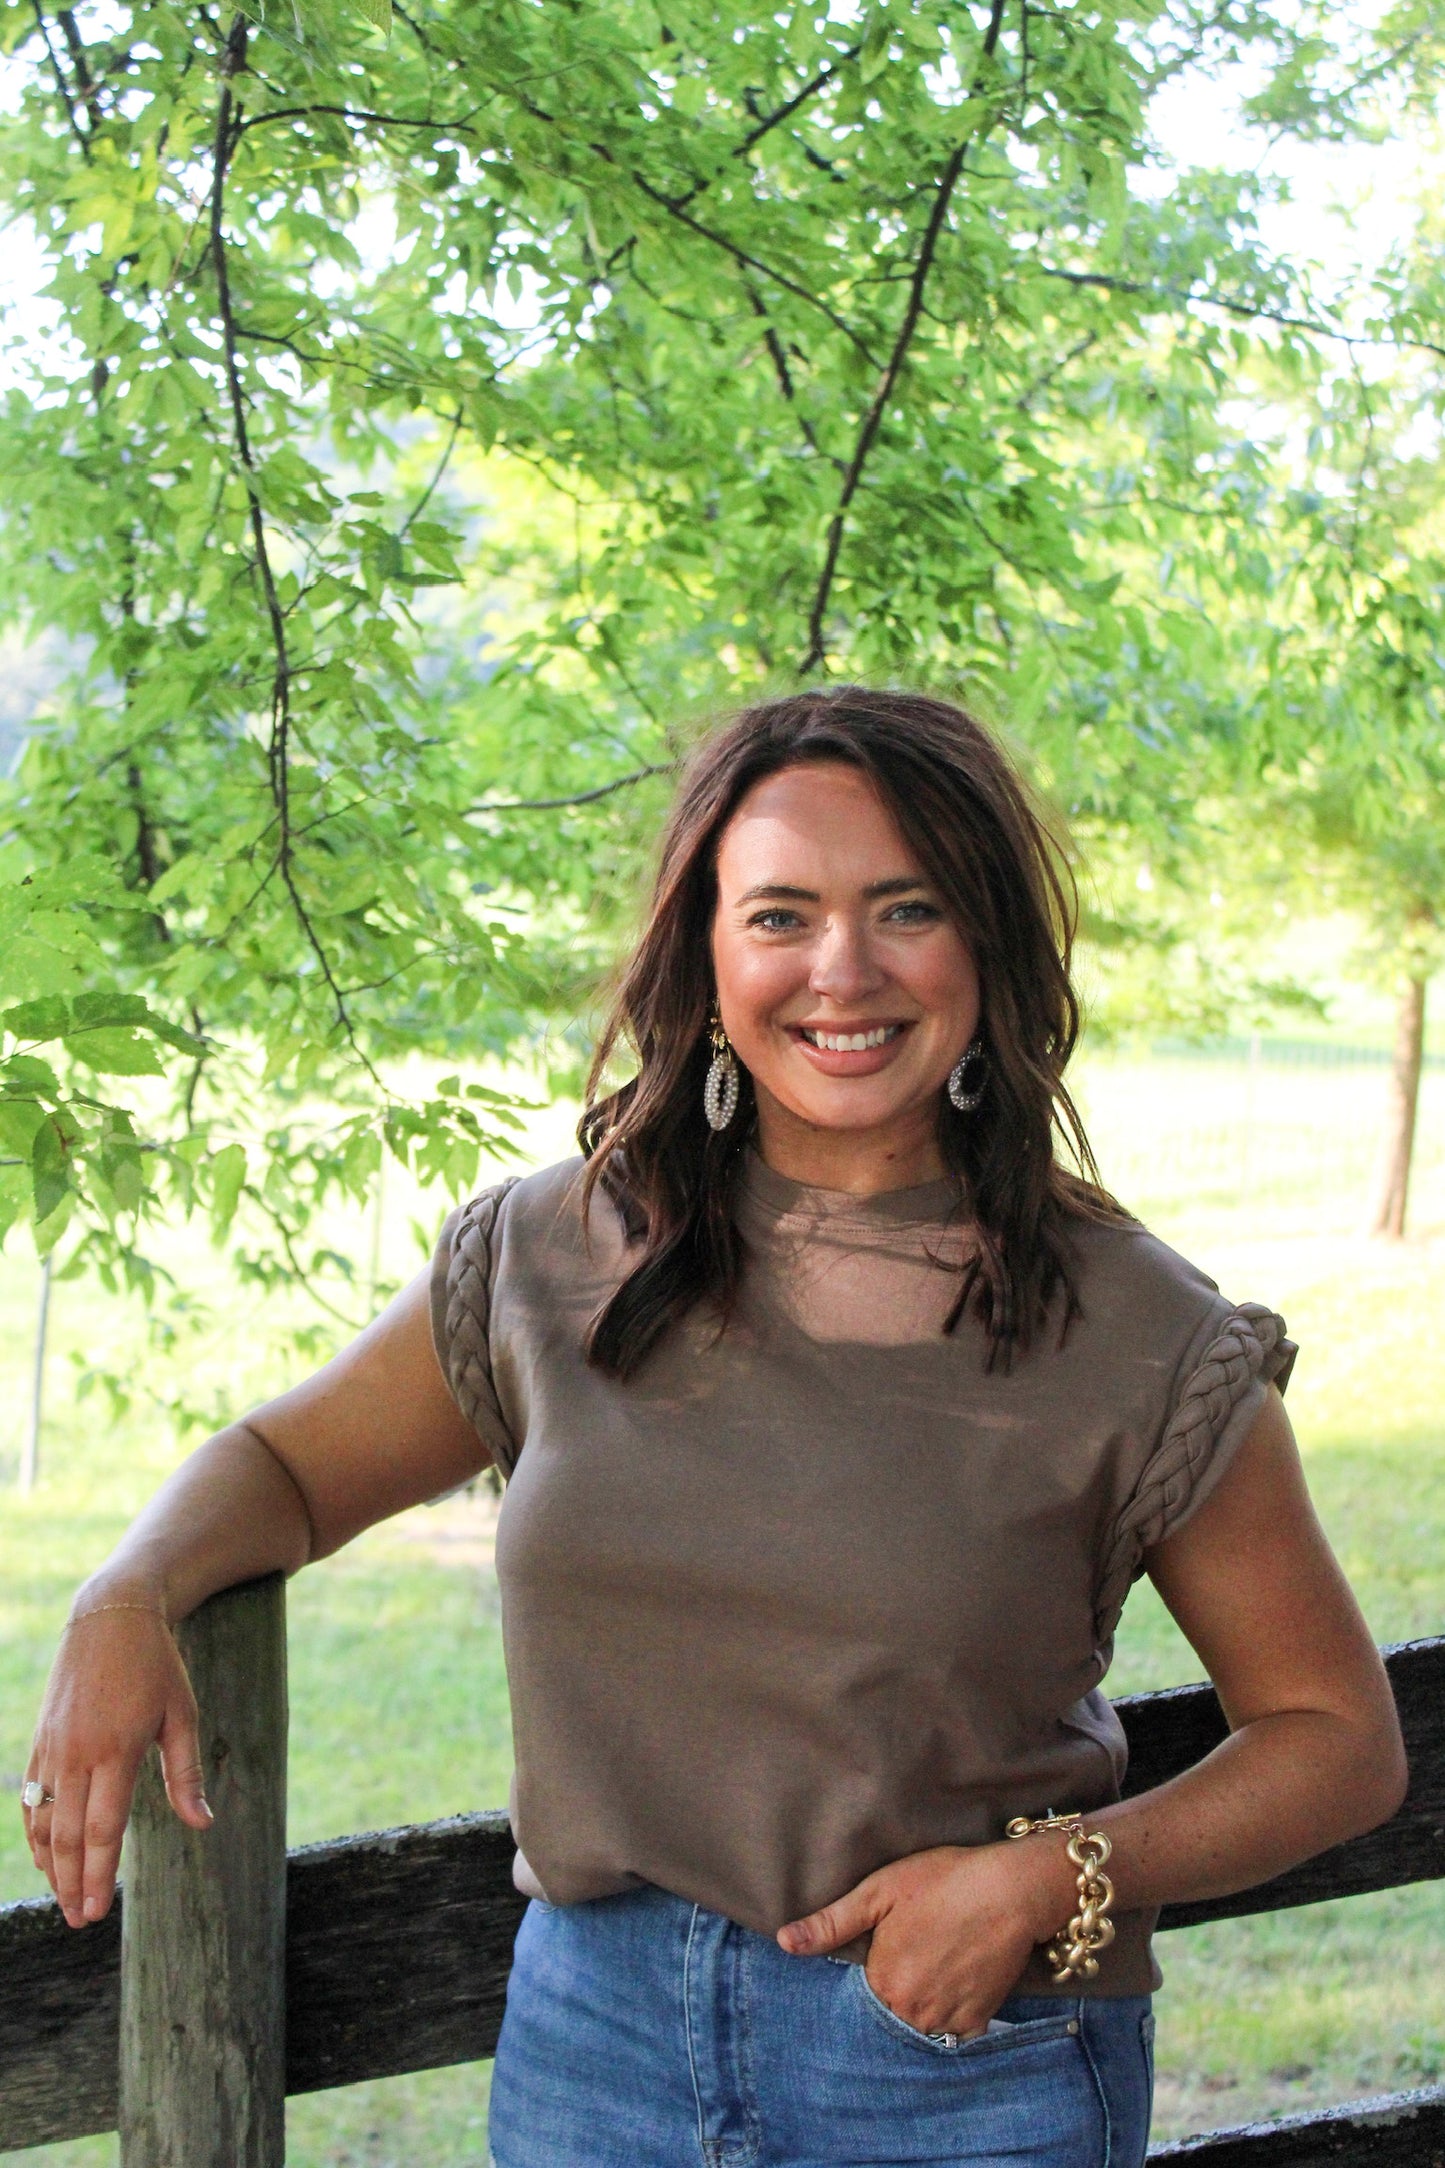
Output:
[753, 1092, 948, 1196]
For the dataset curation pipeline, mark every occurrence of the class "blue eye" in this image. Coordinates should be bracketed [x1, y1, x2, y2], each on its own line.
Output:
[749, 909, 802, 931]
[885, 901, 940, 924]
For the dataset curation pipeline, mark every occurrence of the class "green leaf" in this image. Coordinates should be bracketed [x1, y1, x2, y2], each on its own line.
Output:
[31, 1116, 71, 1225]
[71, 992, 151, 1028]
[65, 1029, 167, 1076]
[0, 1099, 46, 1155]
[0, 1164, 29, 1247]
[3, 997, 69, 1042]
[2, 1056, 62, 1097]
[100, 1139, 145, 1215]
[209, 1142, 248, 1238]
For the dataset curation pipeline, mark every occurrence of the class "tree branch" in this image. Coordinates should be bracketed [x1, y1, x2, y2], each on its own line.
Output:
[626, 169, 878, 362]
[55, 9, 102, 129]
[746, 284, 842, 469]
[736, 51, 855, 158]
[28, 0, 90, 159]
[798, 0, 1009, 673]
[235, 100, 468, 135]
[209, 13, 379, 1081]
[1036, 266, 1445, 364]
[468, 762, 674, 814]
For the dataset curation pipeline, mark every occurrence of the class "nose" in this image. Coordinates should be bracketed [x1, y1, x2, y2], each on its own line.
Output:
[808, 912, 887, 1006]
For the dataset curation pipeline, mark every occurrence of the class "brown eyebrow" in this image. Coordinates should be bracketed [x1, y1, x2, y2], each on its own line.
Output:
[734, 877, 929, 905]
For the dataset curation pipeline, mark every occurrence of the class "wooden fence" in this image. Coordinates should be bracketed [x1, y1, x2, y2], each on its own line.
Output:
[2, 1578, 1442, 2165]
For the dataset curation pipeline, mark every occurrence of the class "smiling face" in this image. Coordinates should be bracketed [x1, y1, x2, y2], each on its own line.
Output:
[710, 760, 980, 1191]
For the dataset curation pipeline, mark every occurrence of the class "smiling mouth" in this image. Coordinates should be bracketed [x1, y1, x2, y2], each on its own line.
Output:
[796, 1023, 905, 1053]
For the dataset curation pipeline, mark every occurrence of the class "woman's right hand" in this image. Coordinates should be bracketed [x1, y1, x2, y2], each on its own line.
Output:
[22, 1605, 212, 1930]
[20, 1267, 488, 1931]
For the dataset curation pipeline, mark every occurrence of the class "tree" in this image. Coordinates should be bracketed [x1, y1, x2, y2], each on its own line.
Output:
[0, 0, 1440, 1306]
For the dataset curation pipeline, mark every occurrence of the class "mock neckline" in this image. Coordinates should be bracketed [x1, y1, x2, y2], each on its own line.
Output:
[739, 1148, 962, 1229]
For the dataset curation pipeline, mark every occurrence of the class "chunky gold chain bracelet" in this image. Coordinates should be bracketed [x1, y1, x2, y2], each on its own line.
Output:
[1005, 1809, 1117, 1984]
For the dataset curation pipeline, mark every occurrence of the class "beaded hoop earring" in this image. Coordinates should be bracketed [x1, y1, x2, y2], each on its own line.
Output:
[947, 1034, 987, 1114]
[703, 1013, 741, 1132]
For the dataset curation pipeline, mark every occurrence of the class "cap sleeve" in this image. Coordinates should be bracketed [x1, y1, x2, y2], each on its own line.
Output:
[1094, 1301, 1297, 1642]
[430, 1176, 523, 1476]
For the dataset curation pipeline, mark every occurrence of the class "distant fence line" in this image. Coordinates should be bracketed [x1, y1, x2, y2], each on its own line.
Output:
[1120, 1037, 1443, 1071]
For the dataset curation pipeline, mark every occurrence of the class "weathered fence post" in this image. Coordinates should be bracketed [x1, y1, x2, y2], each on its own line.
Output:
[119, 1573, 288, 2167]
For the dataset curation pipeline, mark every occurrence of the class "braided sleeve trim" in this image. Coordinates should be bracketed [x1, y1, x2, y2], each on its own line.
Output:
[1095, 1302, 1293, 1642]
[443, 1177, 522, 1448]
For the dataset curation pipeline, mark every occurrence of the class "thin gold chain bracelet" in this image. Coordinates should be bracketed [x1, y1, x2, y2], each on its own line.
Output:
[1005, 1809, 1117, 1984]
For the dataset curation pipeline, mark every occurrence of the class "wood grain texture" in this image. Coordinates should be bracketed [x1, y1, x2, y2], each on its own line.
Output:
[1149, 2083, 1445, 2163]
[119, 1575, 288, 2168]
[0, 1893, 119, 2149]
[284, 1809, 523, 2093]
[2, 1634, 1441, 2154]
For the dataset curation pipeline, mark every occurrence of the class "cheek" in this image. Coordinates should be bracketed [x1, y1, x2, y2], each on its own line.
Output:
[899, 930, 979, 1018]
[711, 930, 805, 1040]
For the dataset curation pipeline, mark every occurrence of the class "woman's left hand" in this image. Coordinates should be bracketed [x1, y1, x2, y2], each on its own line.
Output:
[777, 1838, 1073, 2038]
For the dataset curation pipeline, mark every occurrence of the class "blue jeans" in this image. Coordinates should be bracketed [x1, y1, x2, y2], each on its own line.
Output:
[489, 1888, 1154, 2167]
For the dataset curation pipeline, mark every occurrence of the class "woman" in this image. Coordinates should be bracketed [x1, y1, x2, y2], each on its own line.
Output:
[25, 688, 1405, 2168]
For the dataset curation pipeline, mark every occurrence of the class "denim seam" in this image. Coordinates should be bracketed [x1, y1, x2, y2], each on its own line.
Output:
[732, 1932, 763, 2167]
[1077, 1995, 1114, 2168]
[682, 1904, 710, 2168]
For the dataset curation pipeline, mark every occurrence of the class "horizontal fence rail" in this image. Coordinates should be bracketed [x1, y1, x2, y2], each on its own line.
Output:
[1, 1620, 1441, 2159]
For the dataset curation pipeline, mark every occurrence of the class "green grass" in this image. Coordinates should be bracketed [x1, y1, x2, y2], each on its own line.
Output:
[3, 1050, 1443, 2159]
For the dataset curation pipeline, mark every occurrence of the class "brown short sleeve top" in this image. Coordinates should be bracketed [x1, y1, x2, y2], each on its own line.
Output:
[430, 1152, 1295, 1996]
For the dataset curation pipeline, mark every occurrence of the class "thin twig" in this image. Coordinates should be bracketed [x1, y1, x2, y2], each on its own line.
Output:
[799, 0, 1009, 672]
[400, 407, 463, 536]
[626, 170, 878, 362]
[746, 284, 842, 469]
[1036, 266, 1445, 364]
[250, 1192, 367, 1329]
[468, 762, 674, 814]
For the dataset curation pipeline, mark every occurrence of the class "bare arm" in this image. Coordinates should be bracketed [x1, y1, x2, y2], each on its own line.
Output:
[24, 1267, 485, 1929]
[778, 1389, 1408, 2033]
[1079, 1385, 1406, 1904]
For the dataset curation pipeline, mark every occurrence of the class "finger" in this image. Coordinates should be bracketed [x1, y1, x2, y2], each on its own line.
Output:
[48, 1768, 93, 1928]
[158, 1693, 213, 1830]
[22, 1751, 61, 1891]
[80, 1762, 135, 1923]
[20, 1751, 48, 1868]
[24, 1793, 57, 1886]
[778, 1878, 882, 1955]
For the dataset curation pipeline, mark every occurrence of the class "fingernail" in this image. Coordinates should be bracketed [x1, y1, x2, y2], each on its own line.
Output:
[83, 1896, 101, 1920]
[779, 1927, 807, 1953]
[198, 1795, 214, 1822]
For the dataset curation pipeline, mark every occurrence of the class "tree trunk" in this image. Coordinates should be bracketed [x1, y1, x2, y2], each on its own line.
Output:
[1369, 974, 1427, 1239]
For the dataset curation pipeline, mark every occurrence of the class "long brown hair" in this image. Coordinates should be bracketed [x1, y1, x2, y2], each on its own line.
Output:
[579, 686, 1128, 1377]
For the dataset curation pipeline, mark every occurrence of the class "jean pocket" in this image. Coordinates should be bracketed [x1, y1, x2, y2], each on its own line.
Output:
[851, 1967, 1081, 2058]
[1140, 2009, 1156, 2092]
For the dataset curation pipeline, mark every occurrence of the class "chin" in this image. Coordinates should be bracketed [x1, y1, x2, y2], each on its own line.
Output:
[787, 1092, 925, 1133]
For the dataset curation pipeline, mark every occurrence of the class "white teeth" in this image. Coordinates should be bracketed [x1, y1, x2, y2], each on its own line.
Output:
[802, 1025, 899, 1052]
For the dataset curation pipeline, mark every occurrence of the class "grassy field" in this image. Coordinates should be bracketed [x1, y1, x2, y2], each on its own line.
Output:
[2, 1046, 1443, 2161]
